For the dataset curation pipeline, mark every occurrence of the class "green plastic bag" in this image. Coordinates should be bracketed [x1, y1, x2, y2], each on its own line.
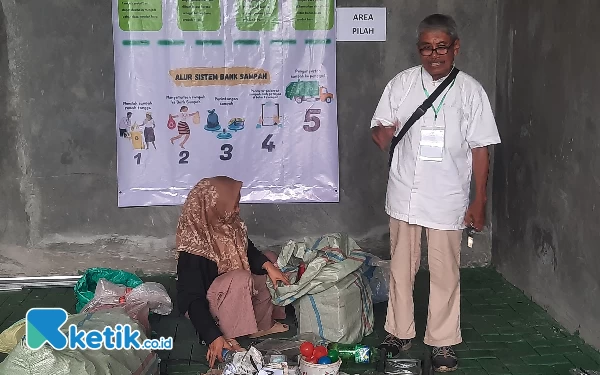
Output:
[74, 268, 143, 313]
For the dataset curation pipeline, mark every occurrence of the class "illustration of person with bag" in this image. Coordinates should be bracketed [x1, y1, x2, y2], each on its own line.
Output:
[118, 112, 132, 138]
[143, 112, 156, 149]
[169, 106, 199, 149]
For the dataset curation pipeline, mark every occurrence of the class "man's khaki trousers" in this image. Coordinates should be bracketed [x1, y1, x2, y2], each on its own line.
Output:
[384, 217, 463, 347]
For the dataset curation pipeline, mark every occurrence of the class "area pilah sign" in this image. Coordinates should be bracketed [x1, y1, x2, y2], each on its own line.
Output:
[336, 7, 386, 42]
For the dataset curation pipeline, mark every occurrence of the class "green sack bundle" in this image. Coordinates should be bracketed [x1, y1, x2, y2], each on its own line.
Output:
[74, 267, 143, 313]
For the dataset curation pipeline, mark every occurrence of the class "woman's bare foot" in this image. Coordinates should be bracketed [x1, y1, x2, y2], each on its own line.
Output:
[248, 322, 289, 339]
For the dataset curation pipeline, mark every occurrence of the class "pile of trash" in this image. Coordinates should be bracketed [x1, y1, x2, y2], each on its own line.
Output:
[212, 333, 423, 375]
[215, 335, 344, 375]
[0, 235, 397, 374]
[0, 267, 173, 375]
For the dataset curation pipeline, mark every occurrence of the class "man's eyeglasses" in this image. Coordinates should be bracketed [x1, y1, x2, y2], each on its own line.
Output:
[418, 41, 455, 56]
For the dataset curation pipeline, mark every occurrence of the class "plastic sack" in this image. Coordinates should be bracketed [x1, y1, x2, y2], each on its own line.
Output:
[266, 233, 374, 344]
[362, 255, 390, 304]
[267, 233, 369, 304]
[0, 308, 160, 375]
[74, 267, 143, 313]
[0, 319, 26, 354]
[294, 270, 374, 344]
[80, 278, 172, 335]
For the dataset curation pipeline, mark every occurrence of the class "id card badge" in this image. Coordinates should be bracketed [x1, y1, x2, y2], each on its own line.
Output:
[419, 126, 445, 161]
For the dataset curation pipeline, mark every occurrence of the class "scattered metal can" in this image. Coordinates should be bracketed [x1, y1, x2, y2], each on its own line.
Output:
[269, 354, 288, 364]
[384, 358, 422, 375]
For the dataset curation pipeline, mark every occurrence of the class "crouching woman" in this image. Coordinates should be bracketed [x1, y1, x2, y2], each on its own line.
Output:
[176, 176, 289, 367]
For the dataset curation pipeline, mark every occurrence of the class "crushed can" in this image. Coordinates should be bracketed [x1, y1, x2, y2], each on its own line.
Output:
[384, 358, 423, 375]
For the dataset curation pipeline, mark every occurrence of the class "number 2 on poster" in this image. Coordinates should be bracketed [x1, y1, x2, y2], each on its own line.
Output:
[179, 151, 190, 164]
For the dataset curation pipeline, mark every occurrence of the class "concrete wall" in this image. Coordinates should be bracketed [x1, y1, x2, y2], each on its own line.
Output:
[0, 1, 28, 248]
[493, 0, 600, 348]
[0, 0, 498, 276]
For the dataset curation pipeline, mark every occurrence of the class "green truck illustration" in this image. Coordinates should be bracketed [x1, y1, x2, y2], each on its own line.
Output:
[285, 80, 334, 104]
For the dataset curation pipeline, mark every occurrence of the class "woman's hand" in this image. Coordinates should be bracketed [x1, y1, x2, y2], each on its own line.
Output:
[263, 262, 290, 288]
[207, 336, 233, 368]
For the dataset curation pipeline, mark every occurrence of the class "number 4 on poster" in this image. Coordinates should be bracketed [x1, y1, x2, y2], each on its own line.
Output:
[262, 134, 275, 152]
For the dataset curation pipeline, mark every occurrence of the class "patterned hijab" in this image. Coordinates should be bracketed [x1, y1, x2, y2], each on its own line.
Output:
[175, 176, 250, 274]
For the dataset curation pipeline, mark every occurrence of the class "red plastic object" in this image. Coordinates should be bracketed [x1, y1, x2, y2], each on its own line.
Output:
[118, 287, 133, 304]
[167, 115, 176, 129]
[313, 346, 328, 360]
[298, 263, 306, 279]
[300, 341, 315, 357]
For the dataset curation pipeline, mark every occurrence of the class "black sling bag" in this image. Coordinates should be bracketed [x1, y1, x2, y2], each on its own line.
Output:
[388, 67, 460, 167]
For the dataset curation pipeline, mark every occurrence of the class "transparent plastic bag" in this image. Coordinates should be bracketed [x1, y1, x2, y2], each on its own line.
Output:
[253, 338, 303, 356]
[253, 333, 328, 363]
[294, 333, 329, 346]
[74, 268, 143, 313]
[570, 369, 600, 375]
[222, 347, 264, 375]
[80, 279, 172, 334]
[363, 256, 390, 304]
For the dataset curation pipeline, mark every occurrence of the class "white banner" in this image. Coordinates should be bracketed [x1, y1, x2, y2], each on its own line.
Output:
[113, 0, 338, 207]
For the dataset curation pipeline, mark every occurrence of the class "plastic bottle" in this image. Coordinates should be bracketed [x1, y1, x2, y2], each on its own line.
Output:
[298, 263, 306, 279]
[222, 349, 235, 363]
[327, 343, 389, 368]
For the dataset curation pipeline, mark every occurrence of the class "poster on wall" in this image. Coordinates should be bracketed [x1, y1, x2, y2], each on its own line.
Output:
[112, 0, 338, 207]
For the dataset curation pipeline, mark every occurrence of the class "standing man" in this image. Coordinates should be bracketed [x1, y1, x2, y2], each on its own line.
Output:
[371, 14, 501, 372]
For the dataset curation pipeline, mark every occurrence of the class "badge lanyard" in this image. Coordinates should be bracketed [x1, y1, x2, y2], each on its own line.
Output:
[421, 67, 456, 121]
[418, 68, 456, 162]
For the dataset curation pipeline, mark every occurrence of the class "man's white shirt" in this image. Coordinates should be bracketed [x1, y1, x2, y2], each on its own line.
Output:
[371, 66, 501, 230]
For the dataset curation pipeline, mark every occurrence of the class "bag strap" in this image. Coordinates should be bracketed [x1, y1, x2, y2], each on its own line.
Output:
[388, 67, 460, 167]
